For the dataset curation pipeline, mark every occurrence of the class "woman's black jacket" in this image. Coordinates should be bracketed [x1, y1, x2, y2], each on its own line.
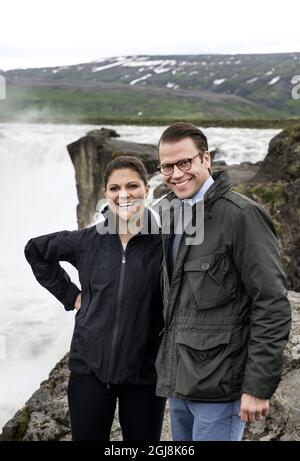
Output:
[24, 209, 164, 386]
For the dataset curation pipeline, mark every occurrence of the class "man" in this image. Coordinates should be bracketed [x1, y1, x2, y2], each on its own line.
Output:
[155, 122, 291, 441]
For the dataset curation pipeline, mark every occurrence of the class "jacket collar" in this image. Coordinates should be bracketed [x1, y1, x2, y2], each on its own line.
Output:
[156, 170, 232, 286]
[204, 170, 231, 208]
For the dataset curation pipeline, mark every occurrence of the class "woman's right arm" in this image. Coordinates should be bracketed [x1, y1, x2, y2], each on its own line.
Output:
[24, 230, 81, 311]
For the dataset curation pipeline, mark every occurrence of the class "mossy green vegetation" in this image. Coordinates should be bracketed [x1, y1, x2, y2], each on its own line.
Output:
[282, 124, 300, 144]
[287, 161, 300, 178]
[233, 182, 286, 211]
[13, 406, 30, 440]
[232, 181, 287, 237]
[247, 183, 286, 206]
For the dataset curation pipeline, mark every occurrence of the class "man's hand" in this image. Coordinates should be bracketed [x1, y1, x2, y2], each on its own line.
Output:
[240, 393, 269, 423]
[74, 293, 81, 311]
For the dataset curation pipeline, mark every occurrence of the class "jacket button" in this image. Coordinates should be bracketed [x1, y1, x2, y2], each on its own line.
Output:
[201, 262, 210, 270]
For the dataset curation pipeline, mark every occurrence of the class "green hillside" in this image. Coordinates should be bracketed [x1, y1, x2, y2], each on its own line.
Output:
[1, 54, 300, 126]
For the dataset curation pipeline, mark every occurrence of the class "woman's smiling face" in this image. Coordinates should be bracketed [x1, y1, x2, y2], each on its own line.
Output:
[105, 168, 149, 222]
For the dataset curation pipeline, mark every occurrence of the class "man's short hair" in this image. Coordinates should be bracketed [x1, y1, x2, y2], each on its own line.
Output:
[158, 122, 209, 154]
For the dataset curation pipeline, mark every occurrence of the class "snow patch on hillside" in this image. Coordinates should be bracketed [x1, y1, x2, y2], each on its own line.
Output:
[130, 74, 152, 85]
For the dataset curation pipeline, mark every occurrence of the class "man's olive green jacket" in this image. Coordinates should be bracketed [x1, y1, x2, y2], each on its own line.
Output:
[155, 170, 291, 401]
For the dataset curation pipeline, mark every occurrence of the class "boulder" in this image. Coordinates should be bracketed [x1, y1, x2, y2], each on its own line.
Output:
[255, 125, 300, 182]
[244, 291, 300, 440]
[234, 125, 300, 291]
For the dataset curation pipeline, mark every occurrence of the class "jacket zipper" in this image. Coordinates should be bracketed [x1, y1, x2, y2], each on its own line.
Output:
[106, 249, 127, 384]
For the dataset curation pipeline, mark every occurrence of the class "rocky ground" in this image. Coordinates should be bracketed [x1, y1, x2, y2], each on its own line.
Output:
[244, 291, 300, 441]
[235, 125, 300, 292]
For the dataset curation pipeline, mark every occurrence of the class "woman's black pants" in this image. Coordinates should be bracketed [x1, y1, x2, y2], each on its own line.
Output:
[67, 371, 166, 441]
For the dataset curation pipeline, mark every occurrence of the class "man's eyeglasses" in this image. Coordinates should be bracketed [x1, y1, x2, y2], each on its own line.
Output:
[158, 153, 203, 176]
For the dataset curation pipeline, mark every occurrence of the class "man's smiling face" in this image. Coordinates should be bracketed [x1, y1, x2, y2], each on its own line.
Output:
[159, 137, 211, 199]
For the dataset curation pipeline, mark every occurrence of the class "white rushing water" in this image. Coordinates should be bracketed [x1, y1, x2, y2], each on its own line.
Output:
[0, 122, 280, 428]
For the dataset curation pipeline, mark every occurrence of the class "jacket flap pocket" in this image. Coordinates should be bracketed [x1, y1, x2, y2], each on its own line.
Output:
[175, 330, 231, 351]
[184, 254, 216, 272]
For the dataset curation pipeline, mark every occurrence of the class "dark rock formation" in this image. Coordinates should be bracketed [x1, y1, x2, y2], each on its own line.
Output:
[244, 291, 300, 441]
[152, 182, 169, 199]
[0, 356, 72, 441]
[86, 128, 120, 139]
[67, 128, 159, 229]
[234, 125, 300, 291]
[255, 125, 300, 182]
[210, 147, 227, 163]
[1, 291, 299, 441]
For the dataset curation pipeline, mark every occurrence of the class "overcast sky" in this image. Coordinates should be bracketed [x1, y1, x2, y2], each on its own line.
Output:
[1, 0, 300, 70]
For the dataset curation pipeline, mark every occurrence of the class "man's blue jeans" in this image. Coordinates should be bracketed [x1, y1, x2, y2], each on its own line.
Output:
[169, 398, 246, 441]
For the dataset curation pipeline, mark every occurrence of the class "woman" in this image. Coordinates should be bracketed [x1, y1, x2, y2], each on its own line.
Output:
[24, 156, 166, 441]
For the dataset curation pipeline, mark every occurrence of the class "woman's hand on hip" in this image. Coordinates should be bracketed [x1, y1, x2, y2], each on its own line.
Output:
[74, 293, 81, 311]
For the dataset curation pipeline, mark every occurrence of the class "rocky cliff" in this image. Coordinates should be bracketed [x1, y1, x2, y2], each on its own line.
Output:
[234, 125, 300, 291]
[67, 127, 158, 229]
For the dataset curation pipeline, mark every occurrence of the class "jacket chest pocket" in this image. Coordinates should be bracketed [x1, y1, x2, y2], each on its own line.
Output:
[184, 252, 238, 310]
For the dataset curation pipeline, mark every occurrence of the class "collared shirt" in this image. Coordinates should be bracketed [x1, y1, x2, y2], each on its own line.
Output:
[183, 175, 215, 206]
[172, 176, 214, 266]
